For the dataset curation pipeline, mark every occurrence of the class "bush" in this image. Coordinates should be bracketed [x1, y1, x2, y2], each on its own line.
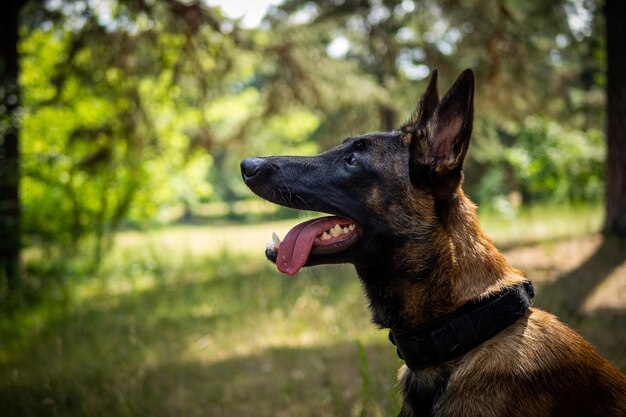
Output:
[505, 117, 605, 203]
[467, 117, 605, 211]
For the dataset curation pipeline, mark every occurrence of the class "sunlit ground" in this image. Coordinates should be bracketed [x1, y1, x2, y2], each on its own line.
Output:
[1, 204, 625, 417]
[116, 203, 604, 256]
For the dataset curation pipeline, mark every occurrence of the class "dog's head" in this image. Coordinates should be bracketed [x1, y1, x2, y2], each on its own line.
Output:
[241, 69, 474, 279]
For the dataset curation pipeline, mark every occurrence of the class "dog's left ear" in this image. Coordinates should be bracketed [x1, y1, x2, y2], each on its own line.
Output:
[405, 70, 439, 186]
[402, 69, 439, 134]
[427, 69, 474, 189]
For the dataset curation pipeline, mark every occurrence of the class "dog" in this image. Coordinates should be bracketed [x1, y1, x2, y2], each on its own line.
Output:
[241, 69, 626, 416]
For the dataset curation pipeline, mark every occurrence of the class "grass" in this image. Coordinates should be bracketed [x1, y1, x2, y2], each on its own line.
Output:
[2, 249, 398, 416]
[1, 203, 625, 416]
[479, 202, 604, 245]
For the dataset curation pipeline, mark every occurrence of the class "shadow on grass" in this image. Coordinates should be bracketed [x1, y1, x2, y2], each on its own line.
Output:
[536, 236, 626, 318]
[574, 307, 626, 370]
[0, 342, 401, 417]
[533, 235, 626, 368]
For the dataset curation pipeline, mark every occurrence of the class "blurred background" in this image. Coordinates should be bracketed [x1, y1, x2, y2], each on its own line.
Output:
[1, 0, 625, 416]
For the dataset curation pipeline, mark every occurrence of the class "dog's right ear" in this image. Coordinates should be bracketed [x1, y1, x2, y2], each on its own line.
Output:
[429, 69, 474, 173]
[408, 69, 474, 194]
[425, 69, 474, 195]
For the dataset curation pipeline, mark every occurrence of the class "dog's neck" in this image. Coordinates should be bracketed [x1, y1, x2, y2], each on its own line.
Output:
[357, 190, 525, 330]
[443, 191, 524, 301]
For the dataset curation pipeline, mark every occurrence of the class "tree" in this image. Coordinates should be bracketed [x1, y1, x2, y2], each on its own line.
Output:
[268, 0, 580, 126]
[19, 1, 244, 260]
[0, 0, 27, 300]
[266, 0, 605, 205]
[603, 0, 626, 235]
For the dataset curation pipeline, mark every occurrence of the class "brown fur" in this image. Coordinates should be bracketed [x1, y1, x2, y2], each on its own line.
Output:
[396, 187, 626, 416]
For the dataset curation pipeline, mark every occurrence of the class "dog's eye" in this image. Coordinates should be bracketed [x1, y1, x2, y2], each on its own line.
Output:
[345, 154, 360, 167]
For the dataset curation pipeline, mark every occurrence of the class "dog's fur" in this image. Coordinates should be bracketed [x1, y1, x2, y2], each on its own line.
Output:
[241, 69, 626, 416]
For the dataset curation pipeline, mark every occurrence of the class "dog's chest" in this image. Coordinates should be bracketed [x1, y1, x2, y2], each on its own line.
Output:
[399, 365, 451, 417]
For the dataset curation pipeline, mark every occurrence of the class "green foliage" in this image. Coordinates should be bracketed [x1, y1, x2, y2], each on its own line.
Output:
[466, 117, 605, 209]
[505, 118, 605, 203]
[15, 0, 608, 261]
[19, 25, 217, 249]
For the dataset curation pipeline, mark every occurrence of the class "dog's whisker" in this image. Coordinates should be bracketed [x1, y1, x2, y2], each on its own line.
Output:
[295, 194, 310, 210]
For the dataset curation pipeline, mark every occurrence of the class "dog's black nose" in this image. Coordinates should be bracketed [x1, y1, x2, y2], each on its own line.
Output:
[241, 157, 262, 181]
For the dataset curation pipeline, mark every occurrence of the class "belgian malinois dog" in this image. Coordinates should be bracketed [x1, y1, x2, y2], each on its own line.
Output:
[241, 69, 626, 416]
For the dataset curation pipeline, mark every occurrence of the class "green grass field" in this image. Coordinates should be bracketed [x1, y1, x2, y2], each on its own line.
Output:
[1, 204, 625, 417]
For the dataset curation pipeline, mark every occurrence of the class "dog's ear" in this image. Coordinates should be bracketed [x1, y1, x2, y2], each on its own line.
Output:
[402, 69, 439, 134]
[406, 70, 439, 186]
[427, 69, 474, 191]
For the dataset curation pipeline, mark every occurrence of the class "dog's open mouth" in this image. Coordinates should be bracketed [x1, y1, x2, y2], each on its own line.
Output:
[265, 216, 360, 276]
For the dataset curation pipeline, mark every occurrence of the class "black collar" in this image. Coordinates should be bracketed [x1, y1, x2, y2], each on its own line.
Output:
[388, 281, 534, 370]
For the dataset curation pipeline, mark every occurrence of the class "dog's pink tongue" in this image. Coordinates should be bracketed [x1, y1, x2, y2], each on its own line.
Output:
[277, 217, 349, 276]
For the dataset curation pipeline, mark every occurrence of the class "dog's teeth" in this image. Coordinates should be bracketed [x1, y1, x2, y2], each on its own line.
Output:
[330, 224, 342, 237]
[266, 232, 281, 250]
[325, 224, 355, 239]
[321, 232, 331, 240]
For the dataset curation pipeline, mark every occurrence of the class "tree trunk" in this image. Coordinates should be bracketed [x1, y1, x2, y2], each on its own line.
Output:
[0, 0, 25, 299]
[379, 106, 396, 132]
[603, 0, 626, 235]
